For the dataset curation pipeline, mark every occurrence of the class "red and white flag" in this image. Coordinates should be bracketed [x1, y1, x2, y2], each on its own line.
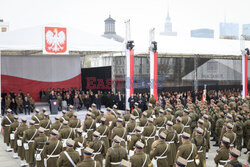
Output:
[242, 53, 248, 98]
[202, 85, 206, 104]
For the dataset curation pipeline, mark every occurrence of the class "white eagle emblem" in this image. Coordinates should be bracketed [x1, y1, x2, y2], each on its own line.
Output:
[46, 28, 66, 52]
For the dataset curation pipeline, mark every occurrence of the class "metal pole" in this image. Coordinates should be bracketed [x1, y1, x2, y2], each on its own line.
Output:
[194, 54, 198, 91]
[0, 49, 1, 115]
[125, 20, 131, 109]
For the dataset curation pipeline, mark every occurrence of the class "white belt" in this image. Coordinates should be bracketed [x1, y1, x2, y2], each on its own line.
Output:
[129, 132, 136, 135]
[93, 152, 101, 155]
[187, 159, 194, 163]
[5, 125, 10, 127]
[18, 136, 23, 139]
[219, 160, 229, 163]
[184, 126, 190, 128]
[157, 127, 164, 129]
[145, 136, 155, 139]
[121, 138, 125, 142]
[166, 141, 174, 144]
[110, 162, 121, 165]
[230, 144, 234, 147]
[48, 154, 60, 158]
[27, 140, 34, 142]
[86, 129, 93, 131]
[197, 150, 203, 153]
[37, 149, 43, 151]
[35, 124, 39, 126]
[156, 155, 167, 160]
[100, 135, 107, 138]
[44, 129, 50, 131]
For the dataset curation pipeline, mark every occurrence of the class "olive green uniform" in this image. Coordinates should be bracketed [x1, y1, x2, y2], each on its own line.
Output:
[191, 135, 207, 167]
[33, 134, 48, 167]
[77, 158, 101, 167]
[214, 145, 230, 167]
[8, 121, 19, 150]
[57, 148, 80, 167]
[105, 144, 128, 167]
[39, 118, 52, 136]
[130, 151, 150, 167]
[150, 140, 170, 167]
[15, 124, 28, 160]
[176, 140, 197, 167]
[111, 125, 127, 148]
[1, 113, 14, 145]
[82, 118, 96, 141]
[142, 124, 156, 154]
[89, 139, 105, 166]
[96, 124, 110, 153]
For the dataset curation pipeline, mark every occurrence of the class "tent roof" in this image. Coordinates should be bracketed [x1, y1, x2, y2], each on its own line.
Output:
[0, 24, 123, 55]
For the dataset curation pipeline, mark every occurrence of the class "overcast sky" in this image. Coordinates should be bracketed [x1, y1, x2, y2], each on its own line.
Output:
[1, 0, 250, 41]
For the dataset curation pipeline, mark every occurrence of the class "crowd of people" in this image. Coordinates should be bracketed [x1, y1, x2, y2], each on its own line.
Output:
[0, 88, 250, 167]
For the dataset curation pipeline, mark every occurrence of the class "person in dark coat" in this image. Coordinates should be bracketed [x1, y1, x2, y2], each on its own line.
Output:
[23, 96, 30, 115]
[10, 98, 18, 115]
[115, 92, 124, 110]
[128, 94, 136, 112]
[93, 94, 101, 110]
[1, 97, 5, 116]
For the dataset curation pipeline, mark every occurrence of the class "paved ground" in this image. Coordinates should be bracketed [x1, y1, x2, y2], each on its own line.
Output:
[0, 103, 248, 166]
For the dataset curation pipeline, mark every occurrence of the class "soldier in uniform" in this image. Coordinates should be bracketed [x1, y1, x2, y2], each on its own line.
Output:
[43, 129, 63, 167]
[155, 109, 167, 134]
[111, 118, 127, 148]
[91, 103, 100, 118]
[39, 107, 49, 120]
[96, 117, 110, 153]
[214, 137, 230, 167]
[105, 136, 128, 167]
[132, 102, 142, 119]
[9, 115, 19, 158]
[59, 121, 75, 148]
[60, 110, 70, 123]
[126, 115, 136, 138]
[219, 114, 234, 142]
[105, 108, 115, 126]
[166, 108, 175, 123]
[234, 115, 243, 151]
[144, 103, 154, 118]
[39, 112, 52, 136]
[69, 112, 81, 131]
[214, 112, 225, 146]
[123, 108, 131, 123]
[127, 126, 146, 155]
[16, 96, 23, 114]
[33, 127, 48, 167]
[22, 120, 39, 167]
[139, 112, 148, 127]
[149, 95, 156, 108]
[130, 141, 150, 167]
[223, 123, 236, 148]
[142, 118, 156, 154]
[15, 117, 28, 166]
[112, 105, 118, 117]
[83, 111, 96, 141]
[88, 131, 105, 167]
[243, 113, 250, 152]
[32, 108, 42, 129]
[173, 117, 185, 149]
[121, 159, 131, 167]
[76, 147, 101, 167]
[96, 110, 105, 123]
[51, 115, 63, 131]
[191, 127, 206, 167]
[57, 139, 80, 167]
[202, 115, 211, 157]
[67, 105, 74, 119]
[110, 110, 125, 131]
[176, 132, 197, 167]
[1, 109, 14, 151]
[150, 132, 170, 167]
[224, 148, 243, 167]
[74, 128, 87, 160]
[181, 109, 192, 134]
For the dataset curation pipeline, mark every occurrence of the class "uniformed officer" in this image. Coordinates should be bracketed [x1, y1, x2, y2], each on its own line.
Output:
[173, 117, 185, 149]
[96, 109, 105, 123]
[40, 108, 49, 120]
[224, 148, 243, 167]
[181, 109, 192, 134]
[32, 108, 42, 128]
[214, 136, 230, 167]
[67, 105, 74, 119]
[110, 110, 125, 131]
[144, 103, 154, 118]
[105, 136, 128, 167]
[150, 132, 170, 167]
[89, 131, 105, 166]
[43, 129, 63, 167]
[51, 115, 63, 131]
[91, 103, 100, 118]
[105, 108, 115, 126]
[1, 108, 14, 151]
[57, 139, 80, 167]
[9, 115, 19, 159]
[127, 126, 146, 155]
[76, 147, 101, 167]
[111, 118, 127, 148]
[219, 114, 234, 142]
[74, 128, 87, 159]
[202, 114, 211, 154]
[155, 109, 167, 134]
[96, 117, 110, 153]
[15, 117, 28, 166]
[214, 112, 225, 146]
[83, 111, 96, 141]
[69, 112, 81, 131]
[123, 108, 131, 123]
[59, 121, 75, 147]
[126, 115, 136, 138]
[142, 118, 156, 154]
[39, 112, 52, 136]
[139, 112, 148, 127]
[130, 141, 150, 167]
[60, 110, 70, 123]
[33, 127, 48, 167]
[132, 102, 142, 119]
[166, 108, 175, 123]
[223, 123, 236, 148]
[234, 115, 243, 151]
[176, 132, 197, 167]
[112, 105, 118, 117]
[22, 120, 38, 167]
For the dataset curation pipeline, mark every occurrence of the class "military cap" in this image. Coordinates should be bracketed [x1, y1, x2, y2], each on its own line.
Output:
[121, 159, 131, 167]
[63, 120, 68, 125]
[42, 107, 46, 111]
[117, 118, 123, 122]
[93, 131, 100, 138]
[7, 108, 12, 113]
[196, 127, 204, 135]
[182, 132, 190, 139]
[44, 112, 49, 116]
[148, 103, 152, 107]
[69, 105, 73, 109]
[238, 96, 242, 100]
[62, 110, 67, 114]
[135, 126, 142, 132]
[176, 117, 182, 122]
[117, 110, 122, 115]
[84, 147, 94, 156]
[55, 115, 60, 120]
[166, 121, 173, 126]
[76, 128, 83, 134]
[226, 114, 232, 119]
[51, 129, 59, 136]
[166, 108, 172, 112]
[247, 96, 250, 100]
[14, 115, 18, 119]
[38, 127, 45, 133]
[87, 111, 92, 116]
[21, 117, 27, 122]
[142, 112, 147, 116]
[198, 119, 204, 124]
[35, 108, 40, 113]
[106, 107, 111, 111]
[73, 112, 78, 117]
[135, 141, 144, 149]
[219, 112, 225, 117]
[92, 103, 96, 107]
[126, 108, 130, 111]
[230, 148, 241, 157]
[159, 109, 165, 113]
[88, 108, 92, 111]
[134, 102, 138, 106]
[242, 103, 248, 107]
[183, 109, 189, 114]
[226, 123, 233, 129]
[230, 97, 235, 101]
[113, 105, 117, 109]
[101, 117, 106, 122]
[130, 115, 136, 120]
[66, 139, 75, 147]
[159, 132, 166, 139]
[237, 115, 243, 120]
[29, 120, 35, 125]
[176, 156, 187, 166]
[148, 118, 154, 123]
[203, 114, 208, 119]
[100, 110, 105, 113]
[113, 135, 121, 143]
[221, 136, 230, 144]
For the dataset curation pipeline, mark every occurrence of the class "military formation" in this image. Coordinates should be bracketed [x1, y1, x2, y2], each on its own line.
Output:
[1, 95, 250, 167]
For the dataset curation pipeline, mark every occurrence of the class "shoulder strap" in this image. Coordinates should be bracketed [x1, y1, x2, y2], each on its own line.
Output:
[94, 161, 96, 167]
[121, 128, 126, 139]
[34, 115, 40, 123]
[102, 126, 108, 136]
[75, 120, 80, 128]
[5, 116, 12, 124]
[45, 120, 50, 129]
[142, 154, 148, 167]
[111, 147, 116, 156]
[67, 128, 73, 139]
[187, 144, 194, 160]
[159, 143, 169, 157]
[149, 126, 156, 137]
[58, 123, 63, 131]
[47, 140, 60, 160]
[28, 129, 38, 143]
[64, 151, 76, 167]
[134, 108, 139, 116]
[88, 120, 94, 130]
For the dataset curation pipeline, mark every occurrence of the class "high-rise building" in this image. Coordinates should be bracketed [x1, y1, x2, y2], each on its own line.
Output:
[242, 24, 250, 40]
[160, 10, 177, 36]
[102, 15, 124, 43]
[0, 19, 9, 32]
[190, 29, 214, 38]
[219, 22, 239, 40]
